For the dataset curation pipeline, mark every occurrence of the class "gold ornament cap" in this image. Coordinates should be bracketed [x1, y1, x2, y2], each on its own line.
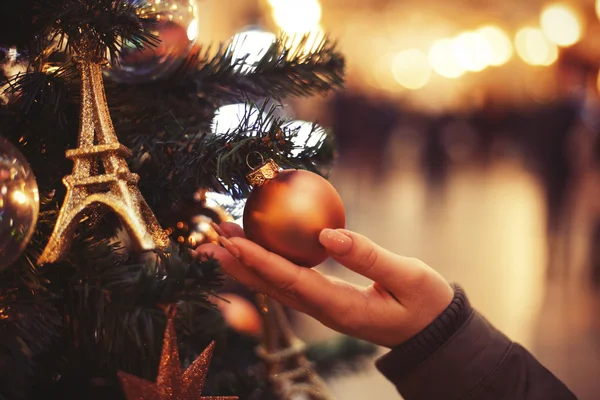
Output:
[246, 153, 281, 187]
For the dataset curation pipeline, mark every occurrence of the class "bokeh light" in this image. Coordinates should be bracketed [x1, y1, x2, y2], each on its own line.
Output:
[271, 0, 322, 34]
[429, 39, 466, 79]
[540, 4, 582, 47]
[476, 26, 513, 66]
[211, 103, 270, 135]
[205, 192, 245, 226]
[452, 31, 492, 72]
[597, 0, 600, 20]
[515, 27, 558, 66]
[283, 120, 327, 156]
[392, 49, 432, 90]
[186, 19, 198, 41]
[228, 30, 276, 73]
[282, 28, 325, 57]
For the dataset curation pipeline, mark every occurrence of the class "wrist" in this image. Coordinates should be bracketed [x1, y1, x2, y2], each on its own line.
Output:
[375, 284, 472, 379]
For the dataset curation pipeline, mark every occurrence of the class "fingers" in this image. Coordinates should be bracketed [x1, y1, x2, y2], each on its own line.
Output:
[219, 222, 245, 238]
[196, 243, 312, 314]
[222, 237, 354, 316]
[319, 228, 430, 301]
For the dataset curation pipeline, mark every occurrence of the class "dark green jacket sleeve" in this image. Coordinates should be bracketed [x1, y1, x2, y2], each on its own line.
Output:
[375, 286, 577, 400]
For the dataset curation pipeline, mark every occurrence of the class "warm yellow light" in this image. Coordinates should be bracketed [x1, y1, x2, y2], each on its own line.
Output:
[11, 190, 27, 205]
[187, 19, 198, 41]
[477, 26, 513, 66]
[515, 27, 558, 66]
[392, 49, 431, 90]
[282, 28, 325, 57]
[596, 69, 600, 94]
[452, 32, 492, 72]
[272, 0, 322, 34]
[540, 4, 582, 47]
[597, 0, 600, 20]
[429, 39, 465, 79]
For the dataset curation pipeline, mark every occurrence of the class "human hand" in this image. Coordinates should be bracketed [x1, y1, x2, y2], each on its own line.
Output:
[197, 223, 454, 348]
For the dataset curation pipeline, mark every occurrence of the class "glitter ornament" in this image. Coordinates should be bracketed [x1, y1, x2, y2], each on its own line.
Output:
[256, 295, 334, 399]
[165, 190, 245, 248]
[106, 0, 199, 83]
[118, 306, 238, 400]
[0, 136, 39, 268]
[38, 38, 170, 265]
[243, 157, 345, 268]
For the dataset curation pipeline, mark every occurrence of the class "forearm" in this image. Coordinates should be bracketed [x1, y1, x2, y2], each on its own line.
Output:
[376, 286, 576, 400]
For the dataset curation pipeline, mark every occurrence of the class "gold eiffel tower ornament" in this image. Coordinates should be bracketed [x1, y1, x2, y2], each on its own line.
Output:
[38, 39, 170, 264]
[256, 295, 335, 400]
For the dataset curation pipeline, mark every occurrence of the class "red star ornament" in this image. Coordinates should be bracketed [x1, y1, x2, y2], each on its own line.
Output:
[118, 316, 238, 400]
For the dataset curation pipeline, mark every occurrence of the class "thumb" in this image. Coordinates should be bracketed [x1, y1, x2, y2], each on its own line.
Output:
[319, 228, 428, 299]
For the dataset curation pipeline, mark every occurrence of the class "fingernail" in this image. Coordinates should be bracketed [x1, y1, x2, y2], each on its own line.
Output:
[219, 236, 241, 258]
[319, 229, 353, 256]
[211, 222, 228, 237]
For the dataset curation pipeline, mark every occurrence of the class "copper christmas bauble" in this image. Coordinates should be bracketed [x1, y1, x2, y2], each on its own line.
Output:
[216, 293, 262, 338]
[243, 169, 345, 268]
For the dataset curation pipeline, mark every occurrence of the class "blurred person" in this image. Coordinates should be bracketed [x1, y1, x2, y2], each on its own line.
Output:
[421, 115, 451, 189]
[330, 92, 398, 177]
[198, 222, 576, 400]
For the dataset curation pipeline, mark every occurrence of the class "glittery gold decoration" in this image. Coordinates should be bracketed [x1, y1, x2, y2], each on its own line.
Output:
[37, 49, 170, 265]
[118, 310, 238, 400]
[165, 190, 235, 248]
[246, 159, 280, 187]
[256, 296, 334, 400]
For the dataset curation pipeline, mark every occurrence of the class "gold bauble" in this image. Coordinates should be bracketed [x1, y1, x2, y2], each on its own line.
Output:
[243, 169, 345, 268]
[166, 190, 234, 248]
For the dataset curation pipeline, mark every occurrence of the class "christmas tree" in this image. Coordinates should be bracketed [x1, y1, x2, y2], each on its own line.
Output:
[0, 1, 376, 399]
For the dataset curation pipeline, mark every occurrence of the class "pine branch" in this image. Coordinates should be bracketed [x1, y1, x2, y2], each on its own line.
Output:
[197, 34, 345, 101]
[306, 336, 379, 378]
[33, 0, 159, 62]
[6, 65, 78, 116]
[128, 101, 334, 219]
[0, 3, 349, 398]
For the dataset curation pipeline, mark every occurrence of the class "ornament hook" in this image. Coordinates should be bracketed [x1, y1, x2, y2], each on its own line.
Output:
[245, 155, 281, 187]
[246, 152, 265, 170]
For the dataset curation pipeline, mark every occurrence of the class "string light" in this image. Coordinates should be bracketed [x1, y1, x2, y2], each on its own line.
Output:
[187, 19, 198, 41]
[515, 27, 558, 66]
[228, 30, 276, 73]
[429, 39, 465, 79]
[211, 104, 271, 135]
[392, 49, 431, 90]
[540, 4, 582, 47]
[283, 121, 327, 156]
[271, 0, 322, 34]
[452, 31, 492, 72]
[476, 26, 513, 66]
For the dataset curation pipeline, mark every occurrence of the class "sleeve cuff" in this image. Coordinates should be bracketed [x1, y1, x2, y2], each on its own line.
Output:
[375, 284, 472, 380]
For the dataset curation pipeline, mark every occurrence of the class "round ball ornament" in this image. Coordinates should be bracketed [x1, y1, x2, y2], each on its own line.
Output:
[105, 0, 198, 83]
[165, 190, 244, 248]
[243, 158, 345, 268]
[216, 293, 262, 338]
[0, 137, 39, 268]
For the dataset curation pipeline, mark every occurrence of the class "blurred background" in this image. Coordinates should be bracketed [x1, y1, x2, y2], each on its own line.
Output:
[206, 0, 600, 398]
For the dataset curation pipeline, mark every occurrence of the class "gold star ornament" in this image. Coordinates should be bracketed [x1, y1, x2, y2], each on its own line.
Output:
[118, 314, 238, 400]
